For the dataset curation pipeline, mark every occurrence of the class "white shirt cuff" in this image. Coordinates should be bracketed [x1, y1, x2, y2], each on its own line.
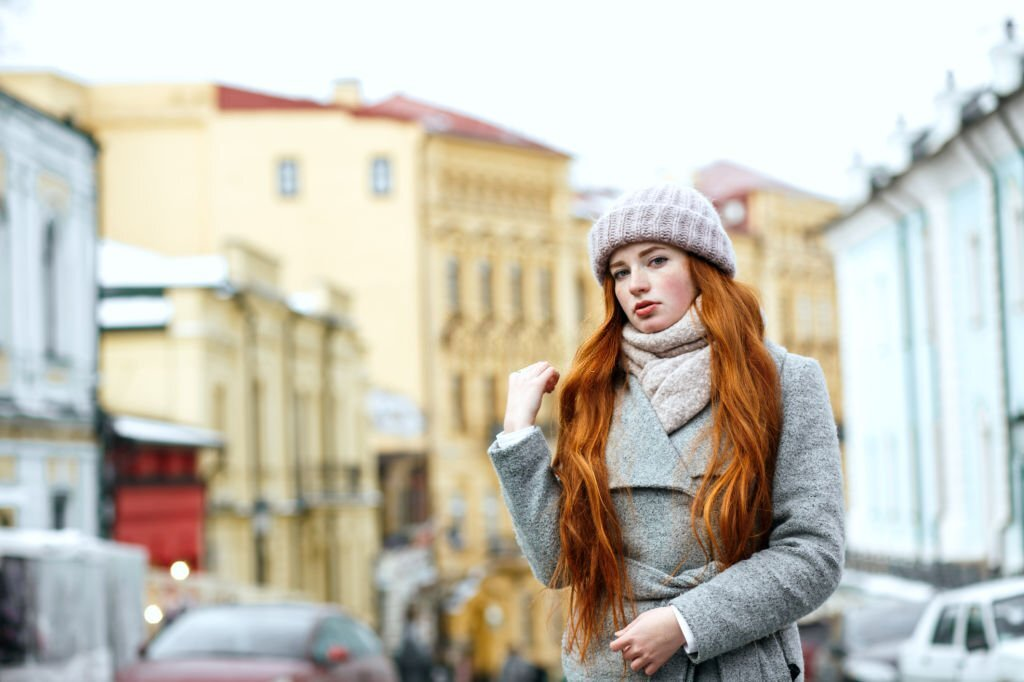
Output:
[673, 606, 697, 654]
[495, 426, 540, 449]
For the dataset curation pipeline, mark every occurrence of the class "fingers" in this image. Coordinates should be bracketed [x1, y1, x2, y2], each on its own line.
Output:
[510, 362, 559, 389]
[511, 361, 550, 379]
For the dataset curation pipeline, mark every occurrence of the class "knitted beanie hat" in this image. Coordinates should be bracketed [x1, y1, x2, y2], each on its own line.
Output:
[588, 183, 736, 284]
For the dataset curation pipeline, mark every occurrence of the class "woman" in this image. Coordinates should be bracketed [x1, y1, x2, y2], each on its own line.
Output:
[489, 184, 844, 680]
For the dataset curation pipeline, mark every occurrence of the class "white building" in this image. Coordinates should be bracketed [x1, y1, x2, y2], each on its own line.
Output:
[0, 89, 99, 532]
[826, 21, 1024, 585]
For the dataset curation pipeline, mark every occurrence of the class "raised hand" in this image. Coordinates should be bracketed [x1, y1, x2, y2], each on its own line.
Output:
[503, 361, 560, 433]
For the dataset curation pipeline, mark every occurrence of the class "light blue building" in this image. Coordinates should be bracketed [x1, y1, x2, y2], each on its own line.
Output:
[827, 22, 1024, 585]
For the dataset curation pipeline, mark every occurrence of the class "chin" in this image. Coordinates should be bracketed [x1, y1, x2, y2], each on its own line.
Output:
[634, 318, 669, 333]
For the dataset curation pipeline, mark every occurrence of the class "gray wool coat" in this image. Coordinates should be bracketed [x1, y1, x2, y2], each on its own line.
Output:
[488, 343, 844, 681]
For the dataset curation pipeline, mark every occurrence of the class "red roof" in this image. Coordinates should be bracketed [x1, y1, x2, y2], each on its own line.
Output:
[215, 85, 567, 156]
[695, 160, 807, 203]
[356, 94, 567, 156]
[217, 85, 344, 111]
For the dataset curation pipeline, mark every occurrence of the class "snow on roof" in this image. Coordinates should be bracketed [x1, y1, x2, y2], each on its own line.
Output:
[100, 239, 229, 290]
[111, 414, 225, 449]
[0, 528, 148, 560]
[98, 296, 173, 330]
[287, 291, 323, 317]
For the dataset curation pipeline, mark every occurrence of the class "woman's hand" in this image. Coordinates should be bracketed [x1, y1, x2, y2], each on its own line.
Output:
[503, 361, 560, 432]
[609, 606, 685, 676]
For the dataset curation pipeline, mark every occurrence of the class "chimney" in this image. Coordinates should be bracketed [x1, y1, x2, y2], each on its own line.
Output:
[929, 70, 963, 151]
[844, 152, 871, 208]
[332, 78, 362, 108]
[989, 18, 1024, 96]
[884, 115, 912, 174]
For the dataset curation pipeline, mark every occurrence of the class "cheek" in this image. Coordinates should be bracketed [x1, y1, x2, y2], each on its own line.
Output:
[614, 281, 630, 311]
[661, 273, 696, 308]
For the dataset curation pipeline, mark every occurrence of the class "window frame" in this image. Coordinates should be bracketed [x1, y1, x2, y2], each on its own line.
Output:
[277, 158, 300, 198]
[370, 156, 392, 196]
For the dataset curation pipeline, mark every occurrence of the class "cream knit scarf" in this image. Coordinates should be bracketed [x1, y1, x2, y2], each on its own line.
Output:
[620, 298, 711, 434]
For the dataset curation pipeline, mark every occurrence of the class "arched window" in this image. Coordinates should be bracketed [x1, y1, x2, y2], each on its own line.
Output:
[42, 219, 59, 359]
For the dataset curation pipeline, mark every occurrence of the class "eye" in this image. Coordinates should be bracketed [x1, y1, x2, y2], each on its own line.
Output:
[612, 268, 629, 280]
[650, 256, 669, 267]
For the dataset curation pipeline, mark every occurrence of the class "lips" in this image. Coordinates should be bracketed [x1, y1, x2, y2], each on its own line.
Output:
[634, 301, 658, 317]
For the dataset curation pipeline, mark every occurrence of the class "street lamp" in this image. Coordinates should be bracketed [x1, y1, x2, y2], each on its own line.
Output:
[170, 560, 190, 581]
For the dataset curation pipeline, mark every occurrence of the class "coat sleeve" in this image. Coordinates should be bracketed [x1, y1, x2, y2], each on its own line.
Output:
[488, 427, 564, 586]
[669, 355, 845, 664]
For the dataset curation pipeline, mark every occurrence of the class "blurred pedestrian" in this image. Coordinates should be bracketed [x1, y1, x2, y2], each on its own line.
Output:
[489, 184, 844, 680]
[395, 604, 432, 682]
[497, 646, 529, 682]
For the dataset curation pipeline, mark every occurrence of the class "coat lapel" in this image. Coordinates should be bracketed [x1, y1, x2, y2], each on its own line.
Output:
[606, 374, 714, 492]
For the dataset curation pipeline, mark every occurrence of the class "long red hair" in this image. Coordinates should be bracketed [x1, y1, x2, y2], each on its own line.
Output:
[551, 255, 782, 659]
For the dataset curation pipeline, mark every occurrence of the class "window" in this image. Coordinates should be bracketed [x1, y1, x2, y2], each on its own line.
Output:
[509, 264, 523, 318]
[451, 374, 465, 432]
[993, 593, 1024, 641]
[51, 489, 69, 530]
[1010, 177, 1024, 305]
[0, 199, 8, 350]
[446, 257, 461, 314]
[277, 159, 299, 197]
[41, 220, 59, 360]
[447, 490, 465, 549]
[539, 268, 553, 322]
[483, 491, 503, 554]
[371, 157, 391, 196]
[965, 605, 989, 652]
[479, 260, 493, 316]
[484, 374, 499, 434]
[575, 274, 587, 324]
[795, 294, 813, 342]
[816, 297, 835, 341]
[967, 232, 984, 326]
[931, 605, 959, 645]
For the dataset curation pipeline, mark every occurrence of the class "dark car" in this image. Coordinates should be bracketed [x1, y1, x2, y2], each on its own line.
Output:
[116, 603, 398, 682]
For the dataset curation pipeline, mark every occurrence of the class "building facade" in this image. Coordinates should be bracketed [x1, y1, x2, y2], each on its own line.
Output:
[825, 24, 1024, 584]
[97, 238, 380, 622]
[0, 89, 99, 533]
[696, 161, 844, 427]
[0, 72, 602, 676]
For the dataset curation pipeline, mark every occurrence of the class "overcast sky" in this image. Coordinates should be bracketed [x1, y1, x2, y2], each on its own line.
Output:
[1, 0, 1021, 200]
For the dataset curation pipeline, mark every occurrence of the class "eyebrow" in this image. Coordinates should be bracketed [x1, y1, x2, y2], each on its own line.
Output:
[608, 245, 668, 269]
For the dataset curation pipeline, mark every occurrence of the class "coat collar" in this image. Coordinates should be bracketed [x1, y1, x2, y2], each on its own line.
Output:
[605, 340, 788, 492]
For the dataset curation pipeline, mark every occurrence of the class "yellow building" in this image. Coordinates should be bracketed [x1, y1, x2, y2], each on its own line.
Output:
[0, 71, 595, 675]
[695, 160, 844, 425]
[98, 238, 380, 623]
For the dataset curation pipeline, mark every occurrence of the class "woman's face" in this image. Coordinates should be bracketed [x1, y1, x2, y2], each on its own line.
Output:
[609, 242, 697, 333]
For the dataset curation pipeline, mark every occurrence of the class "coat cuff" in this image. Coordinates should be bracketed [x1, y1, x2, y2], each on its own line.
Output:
[495, 425, 540, 449]
[672, 606, 698, 654]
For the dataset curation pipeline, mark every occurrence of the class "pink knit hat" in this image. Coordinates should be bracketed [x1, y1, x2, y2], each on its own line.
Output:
[588, 183, 736, 284]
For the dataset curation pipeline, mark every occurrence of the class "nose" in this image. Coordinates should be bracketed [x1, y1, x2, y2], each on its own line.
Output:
[628, 269, 649, 296]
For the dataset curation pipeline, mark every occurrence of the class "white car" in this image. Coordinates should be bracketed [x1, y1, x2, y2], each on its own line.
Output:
[899, 576, 1024, 681]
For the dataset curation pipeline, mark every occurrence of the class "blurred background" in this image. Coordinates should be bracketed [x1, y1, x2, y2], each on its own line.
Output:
[0, 1, 1022, 680]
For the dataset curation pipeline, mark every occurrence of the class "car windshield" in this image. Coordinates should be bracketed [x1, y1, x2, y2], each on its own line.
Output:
[146, 606, 318, 660]
[993, 594, 1024, 641]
